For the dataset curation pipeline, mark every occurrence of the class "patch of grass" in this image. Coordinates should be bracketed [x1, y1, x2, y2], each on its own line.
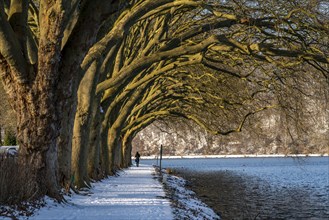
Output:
[0, 157, 39, 205]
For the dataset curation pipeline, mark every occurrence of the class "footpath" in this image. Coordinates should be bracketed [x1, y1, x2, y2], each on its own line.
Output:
[31, 165, 174, 220]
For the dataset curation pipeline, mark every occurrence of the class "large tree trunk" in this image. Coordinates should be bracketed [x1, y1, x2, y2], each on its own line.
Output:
[105, 88, 144, 171]
[114, 136, 122, 170]
[0, 126, 2, 145]
[107, 126, 120, 172]
[56, 0, 121, 190]
[71, 61, 100, 188]
[100, 123, 111, 175]
[11, 79, 62, 200]
[121, 134, 133, 168]
[57, 111, 74, 191]
[0, 0, 66, 199]
[87, 96, 102, 180]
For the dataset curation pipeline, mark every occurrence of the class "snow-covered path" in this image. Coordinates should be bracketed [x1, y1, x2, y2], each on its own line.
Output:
[32, 165, 173, 220]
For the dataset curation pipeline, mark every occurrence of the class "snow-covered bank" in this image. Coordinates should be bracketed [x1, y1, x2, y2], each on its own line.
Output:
[161, 170, 220, 220]
[140, 153, 329, 160]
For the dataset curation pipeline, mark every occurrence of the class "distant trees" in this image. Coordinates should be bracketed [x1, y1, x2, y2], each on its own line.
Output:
[0, 0, 328, 202]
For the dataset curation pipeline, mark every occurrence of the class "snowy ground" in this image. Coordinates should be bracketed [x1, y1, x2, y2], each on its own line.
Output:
[33, 165, 172, 220]
[161, 170, 220, 220]
[0, 164, 220, 220]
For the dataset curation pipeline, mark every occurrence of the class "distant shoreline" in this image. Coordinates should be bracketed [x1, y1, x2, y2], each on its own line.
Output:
[140, 154, 329, 159]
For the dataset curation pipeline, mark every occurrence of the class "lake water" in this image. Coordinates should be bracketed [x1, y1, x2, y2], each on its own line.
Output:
[142, 156, 329, 219]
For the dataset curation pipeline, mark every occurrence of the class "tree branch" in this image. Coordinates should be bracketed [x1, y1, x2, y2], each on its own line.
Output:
[0, 3, 27, 83]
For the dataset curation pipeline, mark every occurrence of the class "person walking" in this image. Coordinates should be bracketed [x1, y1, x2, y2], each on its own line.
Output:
[135, 151, 141, 167]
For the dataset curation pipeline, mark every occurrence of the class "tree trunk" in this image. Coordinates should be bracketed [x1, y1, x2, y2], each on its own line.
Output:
[100, 122, 111, 175]
[14, 85, 61, 199]
[114, 136, 122, 170]
[107, 127, 119, 173]
[87, 97, 102, 180]
[0, 0, 65, 197]
[0, 126, 2, 145]
[57, 116, 74, 191]
[71, 61, 100, 188]
[121, 134, 133, 168]
[55, 0, 120, 190]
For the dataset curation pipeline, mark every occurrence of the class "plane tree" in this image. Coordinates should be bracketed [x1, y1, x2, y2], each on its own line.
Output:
[0, 0, 328, 200]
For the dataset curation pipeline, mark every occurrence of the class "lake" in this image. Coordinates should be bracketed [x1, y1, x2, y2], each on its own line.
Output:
[142, 156, 329, 219]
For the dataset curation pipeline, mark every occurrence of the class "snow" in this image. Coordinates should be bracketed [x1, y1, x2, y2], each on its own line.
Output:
[162, 171, 220, 220]
[19, 165, 173, 220]
[1, 164, 221, 220]
[1, 164, 221, 219]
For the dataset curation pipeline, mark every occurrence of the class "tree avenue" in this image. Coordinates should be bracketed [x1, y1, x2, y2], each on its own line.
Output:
[0, 0, 328, 201]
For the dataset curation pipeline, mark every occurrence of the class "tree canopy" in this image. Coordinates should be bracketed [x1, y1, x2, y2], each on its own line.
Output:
[0, 0, 328, 201]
